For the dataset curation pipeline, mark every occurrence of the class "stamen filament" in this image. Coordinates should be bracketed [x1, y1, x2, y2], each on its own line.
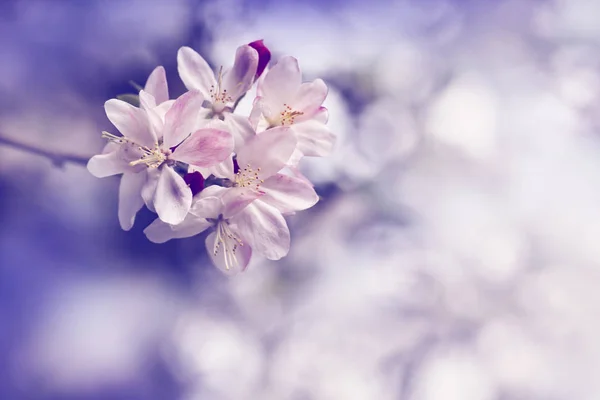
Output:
[213, 220, 244, 271]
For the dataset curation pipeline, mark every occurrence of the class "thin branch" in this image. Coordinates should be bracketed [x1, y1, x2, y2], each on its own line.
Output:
[0, 132, 90, 167]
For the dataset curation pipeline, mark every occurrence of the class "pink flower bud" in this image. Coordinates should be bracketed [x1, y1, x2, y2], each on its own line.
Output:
[248, 39, 271, 79]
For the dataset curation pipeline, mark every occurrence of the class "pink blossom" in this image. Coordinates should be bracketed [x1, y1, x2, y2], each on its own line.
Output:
[88, 90, 234, 227]
[250, 56, 336, 162]
[144, 188, 289, 275]
[177, 44, 259, 150]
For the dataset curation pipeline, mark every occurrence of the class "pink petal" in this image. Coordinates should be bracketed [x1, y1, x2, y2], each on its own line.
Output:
[236, 126, 297, 179]
[154, 166, 193, 225]
[144, 215, 212, 243]
[162, 91, 204, 149]
[248, 39, 271, 78]
[231, 201, 290, 260]
[221, 44, 259, 101]
[105, 99, 155, 147]
[259, 56, 302, 111]
[221, 187, 263, 219]
[292, 120, 336, 157]
[205, 231, 252, 275]
[291, 78, 328, 120]
[313, 107, 329, 124]
[144, 66, 169, 105]
[171, 128, 233, 168]
[177, 46, 217, 100]
[260, 173, 318, 214]
[118, 171, 146, 231]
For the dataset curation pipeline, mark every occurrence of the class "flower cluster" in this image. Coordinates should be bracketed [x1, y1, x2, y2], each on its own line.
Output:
[87, 40, 335, 275]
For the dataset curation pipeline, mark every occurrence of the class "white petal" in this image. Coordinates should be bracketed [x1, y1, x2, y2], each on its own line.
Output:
[144, 214, 212, 243]
[231, 201, 290, 260]
[162, 91, 204, 149]
[87, 151, 127, 178]
[223, 112, 256, 151]
[189, 196, 223, 219]
[154, 166, 193, 225]
[205, 230, 252, 275]
[118, 172, 146, 231]
[260, 173, 318, 213]
[139, 90, 163, 140]
[141, 167, 160, 211]
[221, 44, 259, 101]
[259, 56, 301, 109]
[292, 120, 336, 157]
[207, 155, 235, 180]
[177, 46, 217, 100]
[105, 99, 154, 147]
[139, 90, 157, 110]
[287, 148, 303, 167]
[144, 66, 169, 105]
[291, 78, 328, 119]
[171, 128, 233, 168]
[236, 126, 297, 179]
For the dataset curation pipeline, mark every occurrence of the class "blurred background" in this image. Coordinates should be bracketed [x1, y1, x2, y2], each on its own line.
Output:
[2, 0, 600, 399]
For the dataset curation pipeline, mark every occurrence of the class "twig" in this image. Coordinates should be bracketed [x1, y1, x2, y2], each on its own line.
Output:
[0, 132, 90, 167]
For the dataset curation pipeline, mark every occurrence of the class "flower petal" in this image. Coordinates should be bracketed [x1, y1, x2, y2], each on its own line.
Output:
[208, 156, 235, 180]
[177, 46, 216, 100]
[232, 200, 290, 260]
[291, 78, 328, 119]
[189, 196, 223, 219]
[259, 56, 302, 108]
[154, 166, 193, 225]
[171, 128, 233, 168]
[236, 126, 297, 179]
[144, 66, 169, 105]
[144, 215, 212, 243]
[205, 230, 252, 275]
[221, 44, 259, 101]
[162, 91, 204, 149]
[222, 112, 256, 151]
[105, 99, 154, 147]
[118, 171, 146, 231]
[87, 151, 127, 178]
[292, 120, 336, 157]
[139, 90, 157, 110]
[313, 106, 329, 124]
[221, 187, 263, 219]
[260, 173, 318, 213]
[141, 167, 160, 212]
[139, 90, 164, 140]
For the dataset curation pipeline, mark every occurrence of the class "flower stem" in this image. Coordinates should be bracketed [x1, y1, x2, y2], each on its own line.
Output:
[0, 132, 90, 167]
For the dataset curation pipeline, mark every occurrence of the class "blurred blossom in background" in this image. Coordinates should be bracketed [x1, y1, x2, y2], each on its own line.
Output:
[2, 0, 600, 399]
